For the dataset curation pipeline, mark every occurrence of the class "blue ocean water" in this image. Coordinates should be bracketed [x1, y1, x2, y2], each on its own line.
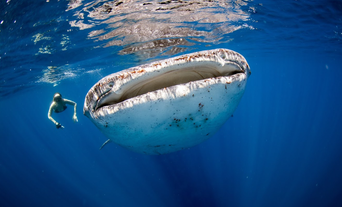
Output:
[1, 0, 342, 206]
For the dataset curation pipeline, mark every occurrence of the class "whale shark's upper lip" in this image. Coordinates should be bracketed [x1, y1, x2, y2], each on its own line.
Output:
[84, 49, 251, 116]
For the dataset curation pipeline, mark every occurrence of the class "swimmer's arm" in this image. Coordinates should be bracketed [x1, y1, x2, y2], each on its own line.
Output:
[64, 99, 77, 115]
[48, 103, 58, 125]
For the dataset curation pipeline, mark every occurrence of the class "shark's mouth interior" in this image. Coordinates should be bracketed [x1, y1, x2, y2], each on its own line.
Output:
[95, 62, 245, 110]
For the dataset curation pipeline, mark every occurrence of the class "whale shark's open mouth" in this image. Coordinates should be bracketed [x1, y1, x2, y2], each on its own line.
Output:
[84, 49, 250, 116]
[96, 62, 246, 110]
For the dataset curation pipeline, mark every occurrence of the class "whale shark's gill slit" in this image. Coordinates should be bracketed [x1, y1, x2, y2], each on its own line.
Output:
[95, 64, 244, 110]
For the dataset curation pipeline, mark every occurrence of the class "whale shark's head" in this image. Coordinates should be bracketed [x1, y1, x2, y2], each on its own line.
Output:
[84, 49, 250, 155]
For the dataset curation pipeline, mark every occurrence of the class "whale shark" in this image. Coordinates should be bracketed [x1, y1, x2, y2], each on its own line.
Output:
[83, 49, 251, 155]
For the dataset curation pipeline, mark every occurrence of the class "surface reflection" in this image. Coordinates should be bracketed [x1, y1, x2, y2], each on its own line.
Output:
[68, 0, 253, 58]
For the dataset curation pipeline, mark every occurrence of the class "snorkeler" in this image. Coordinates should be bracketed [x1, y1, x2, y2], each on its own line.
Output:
[48, 93, 78, 129]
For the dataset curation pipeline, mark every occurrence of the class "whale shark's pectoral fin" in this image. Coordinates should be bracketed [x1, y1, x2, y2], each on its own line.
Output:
[100, 139, 112, 150]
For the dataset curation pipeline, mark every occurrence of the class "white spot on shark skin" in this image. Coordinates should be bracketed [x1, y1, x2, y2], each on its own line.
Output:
[84, 49, 251, 155]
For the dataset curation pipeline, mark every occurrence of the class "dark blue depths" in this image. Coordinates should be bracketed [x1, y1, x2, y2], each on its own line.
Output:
[1, 0, 342, 207]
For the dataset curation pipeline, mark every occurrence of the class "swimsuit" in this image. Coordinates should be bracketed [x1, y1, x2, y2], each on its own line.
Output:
[54, 105, 67, 113]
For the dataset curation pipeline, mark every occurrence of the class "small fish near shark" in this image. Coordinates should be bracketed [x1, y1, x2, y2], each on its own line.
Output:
[83, 49, 251, 155]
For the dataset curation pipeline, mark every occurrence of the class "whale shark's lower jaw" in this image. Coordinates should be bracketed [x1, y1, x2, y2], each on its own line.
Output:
[83, 48, 250, 155]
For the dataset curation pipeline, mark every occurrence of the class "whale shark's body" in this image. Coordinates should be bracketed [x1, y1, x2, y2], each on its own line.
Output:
[84, 49, 251, 155]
